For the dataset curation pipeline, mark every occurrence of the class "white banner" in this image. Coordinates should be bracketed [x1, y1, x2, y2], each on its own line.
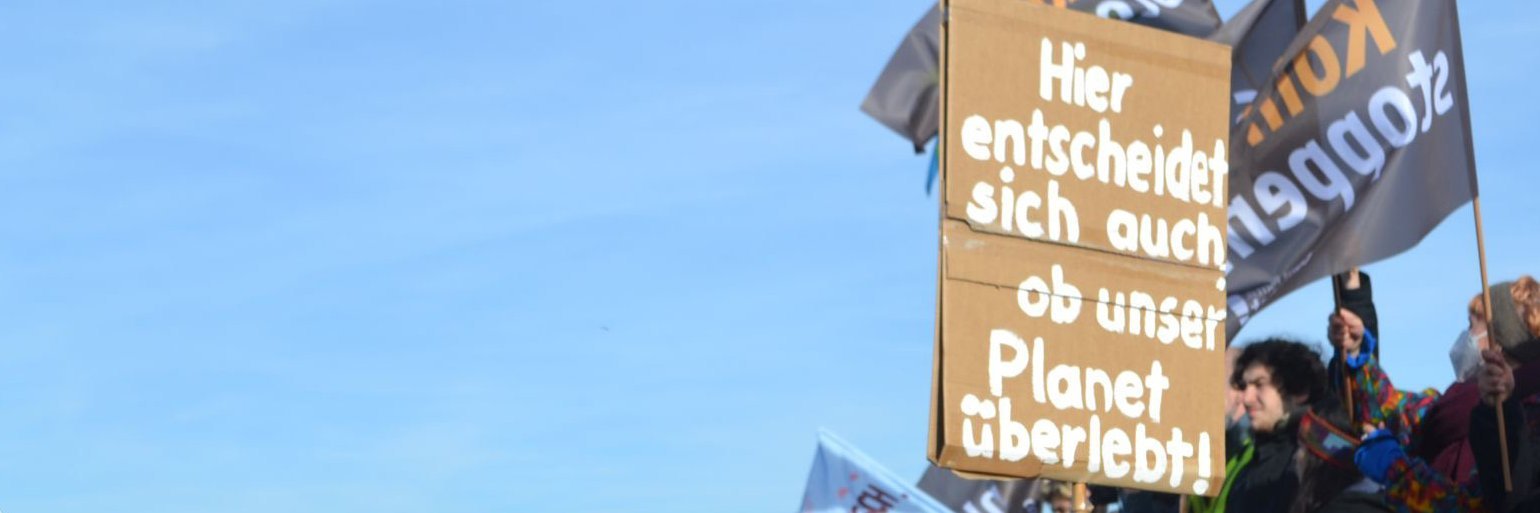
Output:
[800, 430, 950, 513]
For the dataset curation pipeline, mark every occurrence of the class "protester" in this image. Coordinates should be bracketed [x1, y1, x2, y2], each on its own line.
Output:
[1467, 277, 1540, 512]
[1290, 405, 1389, 513]
[1329, 271, 1380, 362]
[1115, 488, 1176, 513]
[1334, 275, 1540, 512]
[1329, 278, 1485, 511]
[1470, 348, 1540, 512]
[1025, 480, 1073, 513]
[1190, 338, 1328, 513]
[1226, 346, 1251, 434]
[1118, 349, 1254, 513]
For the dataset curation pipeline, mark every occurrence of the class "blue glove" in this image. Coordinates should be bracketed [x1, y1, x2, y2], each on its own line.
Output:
[1354, 428, 1404, 484]
[1343, 330, 1378, 370]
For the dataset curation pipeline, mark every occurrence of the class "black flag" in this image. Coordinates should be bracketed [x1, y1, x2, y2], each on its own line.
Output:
[861, 5, 943, 154]
[1209, 0, 1308, 125]
[1224, 0, 1477, 336]
[861, 0, 1223, 152]
[916, 465, 1034, 513]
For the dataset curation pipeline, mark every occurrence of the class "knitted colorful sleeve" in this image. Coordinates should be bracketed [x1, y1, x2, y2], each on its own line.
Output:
[1381, 455, 1486, 513]
[1347, 355, 1442, 445]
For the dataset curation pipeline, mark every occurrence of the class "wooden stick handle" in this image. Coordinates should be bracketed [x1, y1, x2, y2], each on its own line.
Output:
[1073, 482, 1091, 513]
[1332, 274, 1355, 429]
[1474, 196, 1514, 492]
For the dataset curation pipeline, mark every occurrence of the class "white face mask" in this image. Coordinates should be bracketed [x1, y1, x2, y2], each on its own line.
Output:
[1450, 329, 1485, 382]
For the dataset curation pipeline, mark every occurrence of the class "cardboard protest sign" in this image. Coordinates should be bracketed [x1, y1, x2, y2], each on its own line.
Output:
[931, 0, 1230, 496]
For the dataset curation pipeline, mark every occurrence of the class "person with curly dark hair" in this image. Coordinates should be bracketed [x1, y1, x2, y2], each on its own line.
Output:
[1190, 338, 1329, 513]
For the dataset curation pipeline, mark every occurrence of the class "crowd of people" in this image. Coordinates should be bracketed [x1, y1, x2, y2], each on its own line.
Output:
[1186, 271, 1540, 513]
[1043, 271, 1540, 513]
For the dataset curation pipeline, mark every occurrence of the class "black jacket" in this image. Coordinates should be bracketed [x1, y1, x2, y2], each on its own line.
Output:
[1225, 427, 1300, 513]
[1471, 399, 1540, 512]
[1314, 491, 1391, 513]
[1328, 272, 1379, 397]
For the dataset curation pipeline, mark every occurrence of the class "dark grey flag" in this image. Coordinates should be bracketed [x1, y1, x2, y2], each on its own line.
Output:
[1209, 0, 1307, 125]
[1224, 0, 1477, 337]
[861, 1, 1222, 152]
[861, 5, 942, 154]
[916, 465, 1034, 513]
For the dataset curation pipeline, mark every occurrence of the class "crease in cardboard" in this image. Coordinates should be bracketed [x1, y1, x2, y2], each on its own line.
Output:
[946, 217, 1230, 275]
[941, 273, 1228, 324]
[940, 232, 1229, 324]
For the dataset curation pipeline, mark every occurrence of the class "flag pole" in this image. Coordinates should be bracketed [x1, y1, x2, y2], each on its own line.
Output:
[1331, 274, 1353, 429]
[1073, 482, 1090, 513]
[1473, 195, 1513, 492]
[1446, 0, 1510, 492]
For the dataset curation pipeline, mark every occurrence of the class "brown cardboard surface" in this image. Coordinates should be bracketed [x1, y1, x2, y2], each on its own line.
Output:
[944, 221, 1225, 320]
[929, 0, 953, 466]
[942, 0, 1231, 271]
[933, 0, 1230, 496]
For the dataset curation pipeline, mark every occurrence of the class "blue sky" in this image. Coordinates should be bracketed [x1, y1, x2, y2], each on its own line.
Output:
[0, 1, 1536, 511]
